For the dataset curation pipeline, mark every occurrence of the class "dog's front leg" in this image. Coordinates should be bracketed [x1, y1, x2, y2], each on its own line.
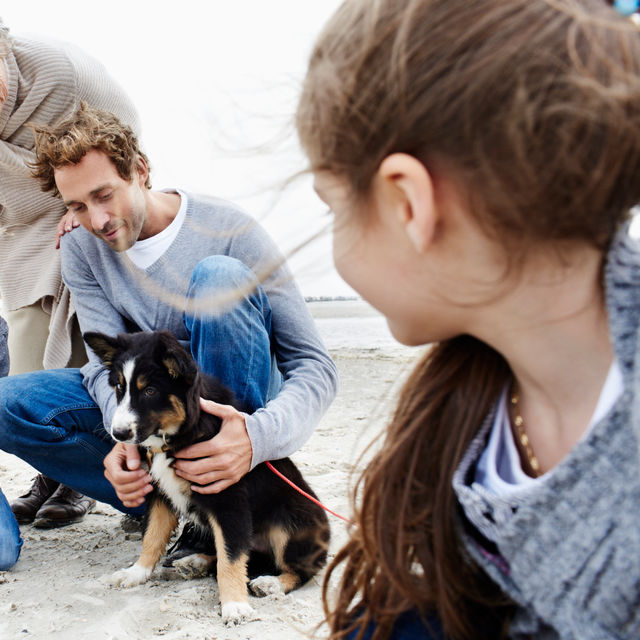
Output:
[111, 499, 178, 588]
[207, 516, 253, 625]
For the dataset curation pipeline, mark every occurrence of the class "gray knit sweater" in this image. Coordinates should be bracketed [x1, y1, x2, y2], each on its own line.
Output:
[60, 191, 338, 468]
[453, 224, 640, 639]
[0, 33, 138, 368]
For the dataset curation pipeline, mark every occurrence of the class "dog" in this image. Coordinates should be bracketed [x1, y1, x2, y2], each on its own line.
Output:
[84, 329, 330, 625]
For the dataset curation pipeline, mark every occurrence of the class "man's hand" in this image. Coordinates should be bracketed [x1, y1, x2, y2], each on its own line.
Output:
[56, 210, 79, 249]
[103, 442, 153, 508]
[172, 398, 253, 494]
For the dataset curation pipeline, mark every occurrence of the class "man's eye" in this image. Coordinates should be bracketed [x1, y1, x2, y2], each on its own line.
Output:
[98, 192, 112, 201]
[144, 387, 156, 397]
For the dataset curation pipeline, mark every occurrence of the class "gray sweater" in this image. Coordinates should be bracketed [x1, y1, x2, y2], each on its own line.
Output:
[60, 191, 338, 468]
[453, 224, 640, 639]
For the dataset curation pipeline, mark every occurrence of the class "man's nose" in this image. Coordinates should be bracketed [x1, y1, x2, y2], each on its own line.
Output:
[89, 206, 111, 232]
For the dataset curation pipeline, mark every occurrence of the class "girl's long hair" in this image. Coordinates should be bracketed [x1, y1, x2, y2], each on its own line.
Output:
[330, 337, 513, 639]
[296, 1, 640, 638]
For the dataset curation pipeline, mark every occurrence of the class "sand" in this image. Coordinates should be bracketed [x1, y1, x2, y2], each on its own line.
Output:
[0, 301, 424, 640]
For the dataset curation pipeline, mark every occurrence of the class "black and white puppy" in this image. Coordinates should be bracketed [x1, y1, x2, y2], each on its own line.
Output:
[84, 330, 330, 625]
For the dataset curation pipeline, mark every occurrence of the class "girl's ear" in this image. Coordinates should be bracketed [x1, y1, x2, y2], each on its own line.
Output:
[375, 153, 437, 254]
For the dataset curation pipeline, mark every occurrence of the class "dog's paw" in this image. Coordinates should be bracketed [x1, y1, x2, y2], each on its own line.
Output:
[109, 563, 152, 588]
[221, 601, 254, 625]
[171, 553, 213, 578]
[249, 575, 284, 597]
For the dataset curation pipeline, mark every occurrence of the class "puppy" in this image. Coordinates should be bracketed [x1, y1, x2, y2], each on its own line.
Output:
[84, 329, 330, 624]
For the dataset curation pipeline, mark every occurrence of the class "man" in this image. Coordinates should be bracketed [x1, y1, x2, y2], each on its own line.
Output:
[0, 20, 140, 526]
[0, 103, 338, 560]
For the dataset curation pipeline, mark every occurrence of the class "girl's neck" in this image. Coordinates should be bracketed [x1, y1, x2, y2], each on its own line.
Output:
[474, 245, 612, 472]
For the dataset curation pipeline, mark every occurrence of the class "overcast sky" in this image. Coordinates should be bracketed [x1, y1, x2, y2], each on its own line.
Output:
[2, 1, 353, 297]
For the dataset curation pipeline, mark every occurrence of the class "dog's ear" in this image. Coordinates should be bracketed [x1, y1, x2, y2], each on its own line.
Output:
[158, 331, 198, 386]
[83, 332, 124, 369]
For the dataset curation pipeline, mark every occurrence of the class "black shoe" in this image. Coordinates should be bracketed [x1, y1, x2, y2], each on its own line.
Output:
[32, 484, 96, 529]
[10, 474, 59, 524]
[162, 522, 216, 568]
[120, 513, 144, 533]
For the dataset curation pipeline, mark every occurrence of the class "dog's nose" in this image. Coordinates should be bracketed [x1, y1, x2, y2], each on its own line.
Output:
[112, 427, 134, 442]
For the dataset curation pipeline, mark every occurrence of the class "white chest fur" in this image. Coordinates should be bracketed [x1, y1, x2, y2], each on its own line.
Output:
[148, 451, 191, 516]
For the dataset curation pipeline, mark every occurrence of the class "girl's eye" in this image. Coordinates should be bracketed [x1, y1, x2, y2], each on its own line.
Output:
[144, 387, 156, 397]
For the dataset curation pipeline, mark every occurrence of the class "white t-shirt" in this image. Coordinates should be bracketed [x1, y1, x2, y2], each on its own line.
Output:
[126, 189, 187, 269]
[475, 360, 623, 497]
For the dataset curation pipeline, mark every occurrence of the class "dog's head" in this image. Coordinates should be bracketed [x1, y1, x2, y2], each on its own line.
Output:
[84, 330, 201, 448]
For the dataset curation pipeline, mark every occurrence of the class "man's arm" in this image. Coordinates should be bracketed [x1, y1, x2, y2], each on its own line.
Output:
[60, 232, 127, 426]
[173, 202, 338, 487]
[232, 224, 339, 467]
[61, 231, 152, 504]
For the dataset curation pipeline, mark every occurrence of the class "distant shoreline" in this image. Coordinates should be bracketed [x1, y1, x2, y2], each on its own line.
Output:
[304, 295, 360, 303]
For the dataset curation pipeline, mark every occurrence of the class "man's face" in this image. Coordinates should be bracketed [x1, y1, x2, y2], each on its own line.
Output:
[54, 149, 149, 252]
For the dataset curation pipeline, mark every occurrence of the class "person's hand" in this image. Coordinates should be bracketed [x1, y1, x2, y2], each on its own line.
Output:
[172, 398, 253, 494]
[56, 210, 80, 249]
[103, 442, 153, 508]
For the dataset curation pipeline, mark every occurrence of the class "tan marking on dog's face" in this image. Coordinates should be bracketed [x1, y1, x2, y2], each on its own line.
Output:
[150, 395, 186, 438]
[136, 374, 148, 391]
[209, 517, 249, 605]
[137, 500, 178, 570]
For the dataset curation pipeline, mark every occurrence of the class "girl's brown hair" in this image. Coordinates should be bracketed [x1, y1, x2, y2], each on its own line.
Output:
[296, 1, 640, 638]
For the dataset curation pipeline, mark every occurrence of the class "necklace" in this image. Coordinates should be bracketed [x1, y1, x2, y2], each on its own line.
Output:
[510, 389, 541, 477]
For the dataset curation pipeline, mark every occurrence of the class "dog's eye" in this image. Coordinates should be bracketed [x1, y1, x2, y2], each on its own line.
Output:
[144, 386, 157, 397]
[115, 382, 124, 394]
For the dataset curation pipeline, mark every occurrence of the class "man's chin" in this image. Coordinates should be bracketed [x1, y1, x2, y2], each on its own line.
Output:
[95, 232, 130, 251]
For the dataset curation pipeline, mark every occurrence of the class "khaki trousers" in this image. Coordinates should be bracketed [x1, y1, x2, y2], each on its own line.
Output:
[5, 302, 87, 375]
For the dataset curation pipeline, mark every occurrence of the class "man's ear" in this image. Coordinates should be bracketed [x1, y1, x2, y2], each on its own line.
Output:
[375, 153, 437, 254]
[83, 332, 122, 368]
[134, 154, 149, 187]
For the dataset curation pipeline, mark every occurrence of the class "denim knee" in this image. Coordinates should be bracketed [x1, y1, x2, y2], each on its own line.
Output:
[0, 375, 24, 445]
[0, 489, 22, 570]
[188, 256, 260, 313]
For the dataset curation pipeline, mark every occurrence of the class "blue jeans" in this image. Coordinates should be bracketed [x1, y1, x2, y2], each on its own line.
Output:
[347, 610, 445, 640]
[0, 487, 22, 570]
[0, 257, 278, 515]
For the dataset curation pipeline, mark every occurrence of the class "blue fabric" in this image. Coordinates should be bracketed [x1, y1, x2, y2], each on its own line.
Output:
[0, 487, 22, 570]
[614, 0, 639, 17]
[0, 257, 278, 514]
[0, 316, 22, 570]
[347, 610, 445, 640]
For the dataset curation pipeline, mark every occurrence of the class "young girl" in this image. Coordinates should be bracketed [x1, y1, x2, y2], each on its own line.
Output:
[296, 1, 640, 638]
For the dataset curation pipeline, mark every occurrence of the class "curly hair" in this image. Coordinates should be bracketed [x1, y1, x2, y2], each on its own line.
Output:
[29, 102, 151, 196]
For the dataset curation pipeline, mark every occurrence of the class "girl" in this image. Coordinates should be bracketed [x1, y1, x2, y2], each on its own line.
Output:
[296, 1, 640, 638]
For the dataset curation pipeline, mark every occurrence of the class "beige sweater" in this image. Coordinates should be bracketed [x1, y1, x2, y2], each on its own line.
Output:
[0, 34, 139, 368]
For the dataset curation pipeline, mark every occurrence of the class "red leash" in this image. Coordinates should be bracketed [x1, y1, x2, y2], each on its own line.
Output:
[265, 461, 354, 525]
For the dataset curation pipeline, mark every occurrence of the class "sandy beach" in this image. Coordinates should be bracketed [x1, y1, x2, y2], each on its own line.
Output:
[0, 300, 424, 640]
